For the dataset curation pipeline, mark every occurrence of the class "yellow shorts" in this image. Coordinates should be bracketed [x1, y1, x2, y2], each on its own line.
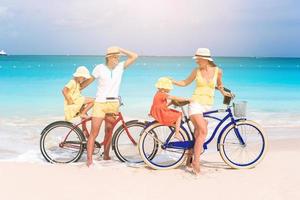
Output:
[92, 101, 120, 118]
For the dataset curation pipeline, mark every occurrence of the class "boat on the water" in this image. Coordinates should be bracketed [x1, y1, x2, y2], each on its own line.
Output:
[0, 50, 7, 56]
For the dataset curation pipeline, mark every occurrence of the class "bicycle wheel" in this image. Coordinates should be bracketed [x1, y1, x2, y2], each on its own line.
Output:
[219, 120, 268, 169]
[40, 121, 85, 163]
[139, 123, 189, 170]
[112, 121, 147, 163]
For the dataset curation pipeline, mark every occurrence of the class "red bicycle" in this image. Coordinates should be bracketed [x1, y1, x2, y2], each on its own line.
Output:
[40, 99, 145, 164]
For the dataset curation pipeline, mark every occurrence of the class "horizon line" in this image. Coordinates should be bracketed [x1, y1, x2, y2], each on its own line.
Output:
[2, 54, 300, 59]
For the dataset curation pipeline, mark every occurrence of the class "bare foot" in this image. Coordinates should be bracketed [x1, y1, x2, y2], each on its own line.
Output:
[86, 159, 93, 167]
[191, 161, 200, 175]
[103, 156, 111, 160]
[80, 113, 89, 119]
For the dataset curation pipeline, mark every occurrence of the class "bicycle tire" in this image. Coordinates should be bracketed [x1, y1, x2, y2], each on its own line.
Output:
[219, 120, 268, 169]
[40, 121, 85, 163]
[139, 122, 190, 170]
[112, 121, 148, 163]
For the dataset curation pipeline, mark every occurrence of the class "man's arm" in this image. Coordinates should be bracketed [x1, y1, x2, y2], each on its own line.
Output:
[80, 76, 95, 90]
[119, 48, 138, 69]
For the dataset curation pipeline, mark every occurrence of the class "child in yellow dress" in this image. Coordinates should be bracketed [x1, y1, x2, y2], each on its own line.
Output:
[62, 66, 94, 121]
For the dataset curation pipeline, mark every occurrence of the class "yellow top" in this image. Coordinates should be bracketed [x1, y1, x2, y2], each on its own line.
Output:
[191, 67, 219, 105]
[64, 79, 85, 121]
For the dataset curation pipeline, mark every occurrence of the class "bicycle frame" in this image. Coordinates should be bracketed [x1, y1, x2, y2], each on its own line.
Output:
[161, 106, 247, 151]
[61, 112, 138, 148]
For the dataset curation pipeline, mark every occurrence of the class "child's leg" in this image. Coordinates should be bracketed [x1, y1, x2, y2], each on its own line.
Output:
[80, 97, 94, 118]
[174, 115, 182, 140]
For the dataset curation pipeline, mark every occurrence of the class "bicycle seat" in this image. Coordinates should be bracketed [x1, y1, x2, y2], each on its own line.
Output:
[106, 113, 118, 117]
[171, 100, 190, 107]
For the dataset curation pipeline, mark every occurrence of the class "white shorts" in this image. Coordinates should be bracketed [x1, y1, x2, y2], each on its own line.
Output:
[188, 102, 212, 116]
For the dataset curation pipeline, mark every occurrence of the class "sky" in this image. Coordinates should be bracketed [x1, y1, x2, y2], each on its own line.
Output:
[0, 0, 299, 57]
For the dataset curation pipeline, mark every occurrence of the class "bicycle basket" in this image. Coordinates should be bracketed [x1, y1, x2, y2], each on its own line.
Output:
[233, 101, 247, 118]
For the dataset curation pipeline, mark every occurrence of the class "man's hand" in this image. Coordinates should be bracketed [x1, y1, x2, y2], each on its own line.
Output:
[119, 47, 138, 69]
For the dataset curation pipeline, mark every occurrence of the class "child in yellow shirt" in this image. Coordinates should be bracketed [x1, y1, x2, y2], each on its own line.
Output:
[62, 66, 94, 121]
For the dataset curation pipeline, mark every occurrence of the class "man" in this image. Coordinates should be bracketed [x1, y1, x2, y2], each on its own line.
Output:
[81, 46, 138, 166]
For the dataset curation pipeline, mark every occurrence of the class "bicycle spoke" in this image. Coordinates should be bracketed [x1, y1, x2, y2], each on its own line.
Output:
[140, 124, 188, 169]
[144, 130, 164, 145]
[113, 122, 145, 163]
[40, 122, 84, 163]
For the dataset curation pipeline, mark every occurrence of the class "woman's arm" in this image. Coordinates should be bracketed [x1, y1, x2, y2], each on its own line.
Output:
[216, 69, 231, 97]
[171, 68, 197, 87]
[62, 87, 74, 105]
[119, 47, 138, 69]
[80, 77, 95, 90]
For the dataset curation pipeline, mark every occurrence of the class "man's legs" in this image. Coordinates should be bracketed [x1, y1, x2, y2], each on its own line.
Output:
[86, 117, 104, 166]
[103, 114, 117, 160]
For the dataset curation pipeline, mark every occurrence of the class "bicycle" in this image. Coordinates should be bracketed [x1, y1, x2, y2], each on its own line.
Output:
[40, 97, 145, 164]
[138, 91, 268, 170]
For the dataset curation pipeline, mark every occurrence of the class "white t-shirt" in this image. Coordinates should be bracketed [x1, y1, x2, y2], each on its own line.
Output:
[92, 61, 125, 102]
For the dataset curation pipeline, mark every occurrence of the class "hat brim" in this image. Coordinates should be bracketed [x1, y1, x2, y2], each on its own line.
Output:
[193, 56, 213, 61]
[105, 53, 123, 58]
[73, 73, 91, 79]
[155, 83, 173, 90]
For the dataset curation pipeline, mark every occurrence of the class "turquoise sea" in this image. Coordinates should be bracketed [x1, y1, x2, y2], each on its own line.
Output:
[0, 55, 300, 160]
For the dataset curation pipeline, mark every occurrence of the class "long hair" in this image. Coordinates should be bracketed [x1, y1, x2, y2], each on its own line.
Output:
[208, 60, 217, 67]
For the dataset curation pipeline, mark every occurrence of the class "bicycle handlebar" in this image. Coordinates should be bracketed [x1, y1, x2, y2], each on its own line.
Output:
[118, 96, 124, 106]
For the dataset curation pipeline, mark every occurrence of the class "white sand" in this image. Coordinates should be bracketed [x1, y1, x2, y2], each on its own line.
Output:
[0, 138, 300, 200]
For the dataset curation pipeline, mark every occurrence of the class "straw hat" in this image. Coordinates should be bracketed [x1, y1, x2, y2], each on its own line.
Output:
[105, 46, 121, 58]
[193, 48, 214, 61]
[73, 66, 91, 79]
[155, 77, 173, 90]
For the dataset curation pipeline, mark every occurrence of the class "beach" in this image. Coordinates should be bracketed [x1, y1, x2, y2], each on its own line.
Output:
[0, 56, 300, 200]
[1, 0, 300, 199]
[1, 136, 299, 200]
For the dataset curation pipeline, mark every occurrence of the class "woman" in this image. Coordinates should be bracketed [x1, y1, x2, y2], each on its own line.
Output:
[171, 48, 231, 175]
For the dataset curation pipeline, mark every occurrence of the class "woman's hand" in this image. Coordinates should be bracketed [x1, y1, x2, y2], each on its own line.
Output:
[168, 77, 177, 85]
[222, 90, 232, 97]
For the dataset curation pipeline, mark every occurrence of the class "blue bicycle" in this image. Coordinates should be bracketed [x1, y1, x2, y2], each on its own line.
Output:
[138, 93, 267, 170]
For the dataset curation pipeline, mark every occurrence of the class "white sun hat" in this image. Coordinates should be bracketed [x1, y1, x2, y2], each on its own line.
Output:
[193, 48, 214, 61]
[155, 77, 173, 90]
[105, 46, 122, 58]
[73, 66, 91, 79]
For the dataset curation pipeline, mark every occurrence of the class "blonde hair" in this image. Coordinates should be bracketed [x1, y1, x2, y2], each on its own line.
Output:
[208, 60, 217, 67]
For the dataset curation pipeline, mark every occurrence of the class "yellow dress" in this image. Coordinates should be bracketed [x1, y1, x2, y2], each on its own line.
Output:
[191, 67, 219, 105]
[64, 79, 85, 121]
